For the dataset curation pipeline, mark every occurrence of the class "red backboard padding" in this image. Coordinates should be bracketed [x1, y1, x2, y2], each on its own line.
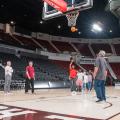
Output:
[43, 0, 67, 12]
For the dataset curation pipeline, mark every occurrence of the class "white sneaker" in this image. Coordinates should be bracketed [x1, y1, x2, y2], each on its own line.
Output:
[71, 91, 77, 96]
[74, 91, 77, 95]
[101, 100, 107, 104]
[4, 93, 8, 95]
[7, 92, 12, 95]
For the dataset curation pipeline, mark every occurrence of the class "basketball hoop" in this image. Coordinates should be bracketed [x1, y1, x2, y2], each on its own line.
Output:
[66, 10, 79, 27]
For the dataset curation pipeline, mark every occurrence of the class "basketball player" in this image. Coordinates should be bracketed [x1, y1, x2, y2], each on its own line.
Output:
[4, 61, 13, 94]
[69, 59, 77, 95]
[25, 61, 35, 94]
[93, 50, 108, 102]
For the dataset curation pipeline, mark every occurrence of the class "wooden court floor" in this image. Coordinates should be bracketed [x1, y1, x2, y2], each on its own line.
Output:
[0, 87, 120, 120]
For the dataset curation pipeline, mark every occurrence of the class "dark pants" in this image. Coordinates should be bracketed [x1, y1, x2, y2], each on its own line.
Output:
[94, 80, 106, 101]
[25, 78, 34, 93]
[70, 78, 77, 92]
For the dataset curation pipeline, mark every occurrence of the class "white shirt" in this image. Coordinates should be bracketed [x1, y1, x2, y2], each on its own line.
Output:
[77, 72, 84, 80]
[88, 74, 93, 82]
[83, 75, 88, 83]
[5, 66, 13, 76]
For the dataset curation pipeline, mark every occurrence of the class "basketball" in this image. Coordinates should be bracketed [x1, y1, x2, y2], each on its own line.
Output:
[71, 26, 78, 32]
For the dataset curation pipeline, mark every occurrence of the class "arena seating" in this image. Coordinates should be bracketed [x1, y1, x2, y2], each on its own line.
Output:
[52, 41, 75, 52]
[110, 63, 120, 79]
[73, 43, 93, 56]
[13, 35, 38, 50]
[0, 30, 119, 57]
[36, 39, 57, 53]
[0, 30, 20, 46]
[91, 44, 112, 54]
[80, 64, 94, 71]
[113, 44, 120, 56]
[52, 60, 69, 70]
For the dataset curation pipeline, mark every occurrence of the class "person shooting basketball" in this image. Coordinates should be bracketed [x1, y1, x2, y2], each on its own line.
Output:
[69, 57, 77, 95]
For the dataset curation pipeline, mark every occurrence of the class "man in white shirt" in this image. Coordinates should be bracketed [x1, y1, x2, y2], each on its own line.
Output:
[4, 61, 13, 94]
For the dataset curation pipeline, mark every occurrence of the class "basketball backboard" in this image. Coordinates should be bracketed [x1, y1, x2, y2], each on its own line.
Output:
[42, 0, 93, 20]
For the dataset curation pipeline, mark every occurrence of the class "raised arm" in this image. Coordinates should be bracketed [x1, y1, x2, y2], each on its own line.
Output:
[69, 59, 74, 69]
[0, 63, 5, 69]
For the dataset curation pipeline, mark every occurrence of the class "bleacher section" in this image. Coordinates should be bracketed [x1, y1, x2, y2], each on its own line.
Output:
[52, 60, 69, 70]
[91, 44, 112, 54]
[14, 35, 38, 50]
[1, 30, 120, 57]
[36, 39, 57, 53]
[80, 64, 94, 71]
[52, 41, 75, 52]
[110, 63, 120, 79]
[114, 44, 120, 56]
[73, 43, 93, 56]
[0, 30, 20, 46]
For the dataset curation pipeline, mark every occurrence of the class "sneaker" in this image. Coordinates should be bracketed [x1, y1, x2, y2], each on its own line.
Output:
[74, 91, 77, 95]
[7, 92, 12, 95]
[4, 92, 8, 95]
[71, 91, 77, 96]
[96, 100, 102, 103]
[101, 100, 107, 103]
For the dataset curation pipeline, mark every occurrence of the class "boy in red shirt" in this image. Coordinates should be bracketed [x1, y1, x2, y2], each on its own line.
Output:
[69, 59, 77, 95]
[25, 61, 35, 94]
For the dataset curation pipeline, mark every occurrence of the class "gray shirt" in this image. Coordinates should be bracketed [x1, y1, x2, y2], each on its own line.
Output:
[94, 57, 107, 80]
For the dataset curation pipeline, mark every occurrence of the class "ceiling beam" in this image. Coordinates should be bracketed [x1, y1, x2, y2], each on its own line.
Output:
[48, 41, 61, 53]
[10, 34, 24, 45]
[31, 38, 44, 50]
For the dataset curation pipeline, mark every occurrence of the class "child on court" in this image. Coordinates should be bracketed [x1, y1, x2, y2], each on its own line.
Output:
[82, 71, 88, 93]
[88, 70, 93, 92]
[76, 69, 84, 92]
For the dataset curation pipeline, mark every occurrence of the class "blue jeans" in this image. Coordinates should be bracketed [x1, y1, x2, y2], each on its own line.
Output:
[88, 82, 92, 90]
[82, 83, 88, 91]
[94, 80, 106, 101]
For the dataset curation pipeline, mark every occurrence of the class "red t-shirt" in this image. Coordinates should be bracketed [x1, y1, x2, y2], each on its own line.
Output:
[69, 68, 77, 79]
[26, 66, 35, 79]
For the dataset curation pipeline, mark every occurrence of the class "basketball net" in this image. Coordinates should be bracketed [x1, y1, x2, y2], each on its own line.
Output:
[66, 10, 79, 27]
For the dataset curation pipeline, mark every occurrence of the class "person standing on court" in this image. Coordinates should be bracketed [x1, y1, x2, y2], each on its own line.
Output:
[25, 61, 35, 94]
[93, 50, 108, 102]
[76, 69, 84, 92]
[4, 61, 13, 94]
[88, 70, 93, 92]
[69, 58, 77, 95]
